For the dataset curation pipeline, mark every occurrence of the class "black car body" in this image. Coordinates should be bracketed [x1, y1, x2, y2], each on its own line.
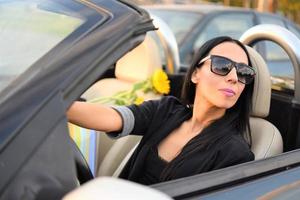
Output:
[0, 0, 155, 199]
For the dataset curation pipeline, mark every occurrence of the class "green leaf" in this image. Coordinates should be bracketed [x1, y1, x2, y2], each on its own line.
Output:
[132, 81, 146, 91]
[116, 99, 126, 105]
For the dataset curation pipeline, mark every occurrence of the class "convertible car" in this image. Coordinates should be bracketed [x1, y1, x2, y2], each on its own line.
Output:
[1, 0, 300, 200]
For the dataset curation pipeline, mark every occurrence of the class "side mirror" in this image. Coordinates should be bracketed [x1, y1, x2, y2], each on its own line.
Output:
[63, 177, 173, 200]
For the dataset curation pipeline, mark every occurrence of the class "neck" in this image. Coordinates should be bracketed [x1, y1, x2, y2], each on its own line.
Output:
[189, 98, 225, 135]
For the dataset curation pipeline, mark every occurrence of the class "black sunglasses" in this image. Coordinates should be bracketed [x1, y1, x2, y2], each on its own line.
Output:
[198, 55, 256, 84]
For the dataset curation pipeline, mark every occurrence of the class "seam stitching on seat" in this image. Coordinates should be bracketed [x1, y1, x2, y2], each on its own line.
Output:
[250, 54, 260, 115]
[264, 124, 276, 158]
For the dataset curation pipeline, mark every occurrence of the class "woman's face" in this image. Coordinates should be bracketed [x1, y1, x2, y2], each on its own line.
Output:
[192, 42, 248, 109]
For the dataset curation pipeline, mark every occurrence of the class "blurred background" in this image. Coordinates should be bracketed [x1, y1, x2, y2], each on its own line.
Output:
[125, 0, 300, 93]
[129, 0, 300, 25]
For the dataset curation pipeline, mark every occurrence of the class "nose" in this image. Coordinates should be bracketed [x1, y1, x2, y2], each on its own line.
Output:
[226, 67, 238, 83]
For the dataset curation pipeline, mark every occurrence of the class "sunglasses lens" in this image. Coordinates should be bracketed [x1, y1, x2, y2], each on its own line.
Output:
[236, 63, 255, 84]
[211, 56, 255, 84]
[211, 56, 233, 76]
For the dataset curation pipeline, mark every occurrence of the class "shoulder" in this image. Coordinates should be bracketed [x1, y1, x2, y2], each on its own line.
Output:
[223, 135, 250, 149]
[159, 95, 184, 105]
[155, 96, 191, 117]
[220, 135, 253, 157]
[159, 95, 185, 107]
[136, 95, 187, 112]
[126, 95, 189, 121]
[212, 134, 254, 169]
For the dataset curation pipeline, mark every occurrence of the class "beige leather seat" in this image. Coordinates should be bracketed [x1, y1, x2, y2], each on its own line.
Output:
[246, 46, 283, 159]
[111, 46, 283, 178]
[81, 34, 163, 176]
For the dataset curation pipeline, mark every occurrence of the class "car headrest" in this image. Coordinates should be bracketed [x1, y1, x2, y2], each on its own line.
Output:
[115, 34, 162, 82]
[246, 46, 271, 118]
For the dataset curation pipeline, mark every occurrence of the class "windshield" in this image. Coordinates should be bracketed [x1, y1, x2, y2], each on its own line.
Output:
[148, 9, 202, 44]
[0, 0, 84, 92]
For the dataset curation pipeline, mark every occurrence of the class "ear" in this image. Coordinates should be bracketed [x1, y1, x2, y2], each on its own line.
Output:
[191, 69, 199, 84]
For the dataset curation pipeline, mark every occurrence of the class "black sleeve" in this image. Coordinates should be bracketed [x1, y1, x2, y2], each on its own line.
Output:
[211, 136, 254, 170]
[106, 99, 161, 139]
[127, 96, 182, 136]
[126, 98, 161, 135]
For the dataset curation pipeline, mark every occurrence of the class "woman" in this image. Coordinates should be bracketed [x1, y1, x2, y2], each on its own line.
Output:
[67, 36, 256, 185]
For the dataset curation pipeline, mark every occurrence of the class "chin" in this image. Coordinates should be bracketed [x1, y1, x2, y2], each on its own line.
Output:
[216, 101, 236, 109]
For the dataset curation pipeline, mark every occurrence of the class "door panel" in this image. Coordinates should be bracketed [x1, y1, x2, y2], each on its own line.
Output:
[0, 93, 77, 200]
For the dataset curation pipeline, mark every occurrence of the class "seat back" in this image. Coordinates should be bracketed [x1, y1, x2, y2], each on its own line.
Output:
[80, 34, 163, 176]
[82, 34, 162, 100]
[246, 46, 283, 159]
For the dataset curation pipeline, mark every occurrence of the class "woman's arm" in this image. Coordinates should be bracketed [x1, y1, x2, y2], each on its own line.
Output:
[67, 101, 123, 132]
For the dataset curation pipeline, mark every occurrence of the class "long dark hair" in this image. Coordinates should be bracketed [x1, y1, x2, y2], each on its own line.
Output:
[160, 36, 254, 181]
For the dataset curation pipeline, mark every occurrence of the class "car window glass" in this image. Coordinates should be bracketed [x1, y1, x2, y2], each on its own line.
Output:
[148, 10, 202, 44]
[262, 42, 289, 61]
[0, 1, 84, 92]
[259, 14, 285, 26]
[257, 15, 289, 61]
[194, 13, 254, 50]
[254, 40, 294, 92]
[255, 14, 294, 92]
[267, 42, 294, 92]
[287, 23, 300, 39]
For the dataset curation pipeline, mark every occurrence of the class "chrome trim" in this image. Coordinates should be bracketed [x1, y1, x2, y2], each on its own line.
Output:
[150, 14, 180, 74]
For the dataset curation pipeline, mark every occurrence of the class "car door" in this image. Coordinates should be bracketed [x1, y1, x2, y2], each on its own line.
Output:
[0, 0, 155, 199]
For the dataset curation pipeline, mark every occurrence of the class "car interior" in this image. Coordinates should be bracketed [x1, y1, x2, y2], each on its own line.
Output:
[83, 35, 162, 177]
[68, 30, 284, 182]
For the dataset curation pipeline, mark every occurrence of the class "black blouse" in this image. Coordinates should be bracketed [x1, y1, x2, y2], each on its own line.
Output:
[138, 146, 168, 185]
[117, 96, 254, 184]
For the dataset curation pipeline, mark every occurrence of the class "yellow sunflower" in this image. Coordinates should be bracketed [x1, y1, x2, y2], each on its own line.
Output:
[134, 96, 145, 105]
[151, 69, 170, 94]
